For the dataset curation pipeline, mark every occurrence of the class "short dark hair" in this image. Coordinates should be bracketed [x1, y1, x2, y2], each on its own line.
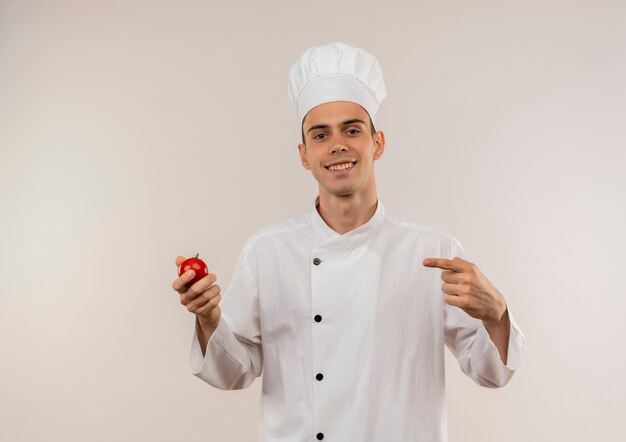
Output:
[301, 116, 377, 146]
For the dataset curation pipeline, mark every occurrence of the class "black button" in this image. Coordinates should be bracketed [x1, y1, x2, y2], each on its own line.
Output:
[313, 257, 321, 265]
[314, 315, 322, 322]
[316, 373, 323, 381]
[316, 433, 324, 440]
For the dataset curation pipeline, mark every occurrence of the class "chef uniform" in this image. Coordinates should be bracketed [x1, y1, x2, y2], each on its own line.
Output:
[189, 42, 526, 442]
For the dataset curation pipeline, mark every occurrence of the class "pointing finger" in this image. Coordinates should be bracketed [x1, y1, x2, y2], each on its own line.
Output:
[175, 255, 186, 267]
[423, 258, 463, 272]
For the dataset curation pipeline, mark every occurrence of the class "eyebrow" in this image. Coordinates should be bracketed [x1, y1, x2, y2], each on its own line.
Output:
[306, 118, 367, 134]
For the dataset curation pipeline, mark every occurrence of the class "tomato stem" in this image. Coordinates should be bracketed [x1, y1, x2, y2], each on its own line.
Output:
[195, 253, 199, 259]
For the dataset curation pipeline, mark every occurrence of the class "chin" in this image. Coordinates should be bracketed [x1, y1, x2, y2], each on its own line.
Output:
[327, 186, 356, 197]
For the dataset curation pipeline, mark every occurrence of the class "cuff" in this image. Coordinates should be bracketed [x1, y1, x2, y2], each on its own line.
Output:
[188, 316, 230, 375]
[470, 307, 526, 388]
[478, 307, 526, 372]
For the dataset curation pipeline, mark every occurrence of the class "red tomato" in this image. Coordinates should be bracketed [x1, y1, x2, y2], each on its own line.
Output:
[178, 254, 209, 287]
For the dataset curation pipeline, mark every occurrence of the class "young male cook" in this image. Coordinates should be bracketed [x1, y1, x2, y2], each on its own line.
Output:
[172, 42, 525, 442]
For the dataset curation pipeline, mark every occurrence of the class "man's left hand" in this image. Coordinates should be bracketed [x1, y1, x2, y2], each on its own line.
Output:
[423, 256, 507, 326]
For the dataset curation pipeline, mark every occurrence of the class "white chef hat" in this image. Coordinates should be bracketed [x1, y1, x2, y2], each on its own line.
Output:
[288, 42, 387, 127]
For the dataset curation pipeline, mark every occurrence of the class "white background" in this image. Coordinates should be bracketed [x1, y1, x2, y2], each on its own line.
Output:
[1, 1, 625, 441]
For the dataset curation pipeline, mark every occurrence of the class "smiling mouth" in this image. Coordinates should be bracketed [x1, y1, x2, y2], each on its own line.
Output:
[326, 162, 355, 171]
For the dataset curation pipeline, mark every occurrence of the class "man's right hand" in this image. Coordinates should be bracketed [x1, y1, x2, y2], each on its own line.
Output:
[172, 255, 222, 332]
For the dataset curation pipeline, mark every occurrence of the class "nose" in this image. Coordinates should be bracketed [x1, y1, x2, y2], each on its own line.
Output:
[330, 144, 348, 154]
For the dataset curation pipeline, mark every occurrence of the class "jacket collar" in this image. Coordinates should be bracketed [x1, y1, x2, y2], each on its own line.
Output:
[310, 195, 386, 251]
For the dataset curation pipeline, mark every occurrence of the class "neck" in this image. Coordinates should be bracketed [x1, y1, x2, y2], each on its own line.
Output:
[316, 188, 379, 235]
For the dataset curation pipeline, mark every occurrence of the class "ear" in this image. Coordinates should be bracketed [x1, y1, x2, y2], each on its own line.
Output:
[373, 130, 385, 160]
[298, 143, 311, 170]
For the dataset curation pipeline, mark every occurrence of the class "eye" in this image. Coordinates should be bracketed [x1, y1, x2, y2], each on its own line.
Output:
[346, 128, 361, 136]
[313, 133, 327, 140]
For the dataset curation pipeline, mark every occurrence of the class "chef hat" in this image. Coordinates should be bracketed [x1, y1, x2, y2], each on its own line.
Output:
[288, 42, 387, 127]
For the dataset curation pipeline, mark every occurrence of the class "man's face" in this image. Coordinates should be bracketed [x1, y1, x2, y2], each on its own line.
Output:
[298, 101, 385, 198]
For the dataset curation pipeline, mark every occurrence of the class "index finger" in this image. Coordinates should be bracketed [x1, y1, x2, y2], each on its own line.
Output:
[175, 255, 186, 267]
[423, 258, 463, 272]
[172, 269, 195, 293]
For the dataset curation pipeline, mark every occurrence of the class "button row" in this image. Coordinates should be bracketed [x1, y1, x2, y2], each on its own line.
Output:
[313, 260, 324, 442]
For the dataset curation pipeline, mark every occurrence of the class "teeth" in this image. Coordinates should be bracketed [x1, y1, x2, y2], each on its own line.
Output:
[328, 162, 354, 171]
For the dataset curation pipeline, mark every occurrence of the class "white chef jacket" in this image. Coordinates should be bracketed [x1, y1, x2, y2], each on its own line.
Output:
[189, 199, 525, 442]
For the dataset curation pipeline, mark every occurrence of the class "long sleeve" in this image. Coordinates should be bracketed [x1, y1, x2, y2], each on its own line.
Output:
[443, 238, 526, 388]
[188, 242, 263, 390]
